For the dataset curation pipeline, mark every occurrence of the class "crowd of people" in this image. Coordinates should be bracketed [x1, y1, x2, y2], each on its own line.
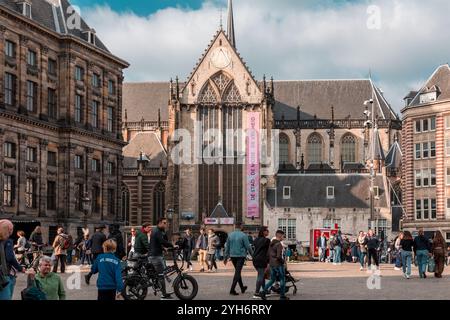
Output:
[317, 228, 449, 279]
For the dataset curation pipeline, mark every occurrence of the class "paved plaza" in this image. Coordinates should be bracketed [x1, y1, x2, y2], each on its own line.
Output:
[11, 261, 450, 300]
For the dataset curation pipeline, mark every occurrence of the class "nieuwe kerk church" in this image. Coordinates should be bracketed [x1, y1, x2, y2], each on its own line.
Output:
[121, 0, 403, 247]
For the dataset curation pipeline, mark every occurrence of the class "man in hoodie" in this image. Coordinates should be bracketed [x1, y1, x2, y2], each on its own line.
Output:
[261, 230, 289, 300]
[52, 227, 68, 273]
[224, 222, 253, 296]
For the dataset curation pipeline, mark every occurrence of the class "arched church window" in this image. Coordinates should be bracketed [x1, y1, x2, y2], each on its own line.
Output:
[223, 83, 241, 103]
[307, 133, 323, 164]
[212, 73, 231, 93]
[199, 82, 219, 103]
[279, 133, 290, 166]
[341, 134, 357, 163]
[153, 182, 165, 224]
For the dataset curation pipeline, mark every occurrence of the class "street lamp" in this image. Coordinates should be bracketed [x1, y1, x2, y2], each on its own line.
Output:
[82, 192, 91, 228]
[364, 98, 376, 230]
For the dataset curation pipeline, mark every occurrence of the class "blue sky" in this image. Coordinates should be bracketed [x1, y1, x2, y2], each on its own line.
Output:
[76, 0, 450, 111]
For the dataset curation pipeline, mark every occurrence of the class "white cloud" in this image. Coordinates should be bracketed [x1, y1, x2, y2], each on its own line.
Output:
[81, 0, 450, 112]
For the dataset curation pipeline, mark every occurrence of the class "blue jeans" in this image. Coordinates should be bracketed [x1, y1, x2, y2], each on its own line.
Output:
[395, 250, 402, 268]
[319, 247, 327, 262]
[359, 251, 367, 268]
[334, 246, 342, 263]
[0, 275, 16, 300]
[416, 250, 429, 277]
[263, 266, 286, 298]
[401, 251, 412, 276]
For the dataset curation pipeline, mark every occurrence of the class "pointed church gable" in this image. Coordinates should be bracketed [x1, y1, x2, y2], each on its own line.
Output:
[181, 30, 262, 105]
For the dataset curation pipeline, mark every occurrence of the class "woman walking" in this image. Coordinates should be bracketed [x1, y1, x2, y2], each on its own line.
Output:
[357, 231, 367, 271]
[394, 233, 403, 271]
[413, 229, 431, 279]
[400, 231, 414, 279]
[432, 231, 447, 278]
[0, 220, 24, 300]
[252, 227, 270, 299]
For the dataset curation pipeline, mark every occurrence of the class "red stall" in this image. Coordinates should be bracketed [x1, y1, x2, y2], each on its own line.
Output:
[310, 228, 339, 259]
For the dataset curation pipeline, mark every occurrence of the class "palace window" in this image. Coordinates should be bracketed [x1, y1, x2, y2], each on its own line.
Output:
[48, 151, 57, 167]
[26, 81, 36, 112]
[307, 133, 323, 164]
[25, 178, 36, 209]
[107, 107, 114, 132]
[48, 89, 57, 119]
[341, 134, 356, 163]
[26, 147, 37, 162]
[3, 175, 15, 207]
[92, 73, 100, 88]
[47, 181, 56, 210]
[4, 73, 16, 106]
[75, 66, 84, 81]
[106, 161, 114, 175]
[74, 155, 83, 169]
[27, 50, 37, 67]
[75, 95, 82, 123]
[91, 101, 99, 128]
[108, 80, 115, 95]
[48, 59, 57, 75]
[91, 159, 99, 172]
[3, 142, 16, 159]
[5, 40, 15, 58]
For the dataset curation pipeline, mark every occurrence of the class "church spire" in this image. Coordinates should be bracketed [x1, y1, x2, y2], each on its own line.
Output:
[227, 0, 236, 48]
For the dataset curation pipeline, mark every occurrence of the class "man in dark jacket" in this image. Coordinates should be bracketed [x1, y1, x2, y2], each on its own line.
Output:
[261, 230, 288, 300]
[85, 225, 106, 285]
[182, 228, 195, 271]
[413, 229, 432, 278]
[366, 229, 380, 270]
[149, 218, 175, 300]
[108, 225, 126, 260]
[252, 227, 270, 299]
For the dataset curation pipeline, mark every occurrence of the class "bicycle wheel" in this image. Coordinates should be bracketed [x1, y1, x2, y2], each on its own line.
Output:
[173, 274, 198, 300]
[122, 276, 148, 301]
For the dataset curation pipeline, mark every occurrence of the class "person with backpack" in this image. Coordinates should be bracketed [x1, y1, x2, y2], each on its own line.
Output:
[65, 234, 74, 265]
[52, 227, 69, 274]
[26, 256, 65, 300]
[0, 220, 25, 300]
[333, 231, 343, 265]
[108, 225, 126, 260]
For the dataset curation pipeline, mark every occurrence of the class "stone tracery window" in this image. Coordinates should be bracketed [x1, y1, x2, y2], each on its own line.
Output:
[212, 73, 231, 93]
[223, 83, 241, 103]
[307, 133, 323, 164]
[279, 133, 290, 166]
[198, 82, 219, 103]
[341, 134, 357, 163]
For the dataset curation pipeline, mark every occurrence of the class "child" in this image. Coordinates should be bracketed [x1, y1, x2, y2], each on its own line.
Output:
[90, 239, 124, 301]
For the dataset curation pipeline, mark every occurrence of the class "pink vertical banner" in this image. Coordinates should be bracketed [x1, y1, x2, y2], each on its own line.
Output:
[246, 112, 260, 218]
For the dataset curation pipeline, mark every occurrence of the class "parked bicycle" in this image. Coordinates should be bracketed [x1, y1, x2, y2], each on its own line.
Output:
[122, 248, 198, 301]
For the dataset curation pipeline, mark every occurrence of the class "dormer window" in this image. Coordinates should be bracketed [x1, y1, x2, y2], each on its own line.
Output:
[327, 186, 335, 199]
[283, 186, 291, 200]
[18, 1, 32, 18]
[83, 30, 96, 45]
[420, 86, 440, 104]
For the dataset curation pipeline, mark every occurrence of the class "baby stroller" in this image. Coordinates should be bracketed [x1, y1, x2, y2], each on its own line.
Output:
[267, 265, 299, 296]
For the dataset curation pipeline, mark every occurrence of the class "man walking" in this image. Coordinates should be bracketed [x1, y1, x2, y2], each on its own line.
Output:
[317, 233, 328, 262]
[134, 223, 152, 257]
[182, 228, 195, 271]
[149, 218, 175, 300]
[196, 228, 208, 272]
[85, 225, 107, 285]
[52, 227, 68, 274]
[207, 228, 219, 272]
[413, 229, 432, 278]
[224, 222, 253, 296]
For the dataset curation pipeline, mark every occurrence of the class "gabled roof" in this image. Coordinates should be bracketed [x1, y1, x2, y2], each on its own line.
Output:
[123, 132, 167, 169]
[272, 79, 398, 121]
[407, 64, 450, 108]
[385, 139, 402, 169]
[210, 202, 229, 218]
[0, 0, 110, 52]
[182, 29, 258, 93]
